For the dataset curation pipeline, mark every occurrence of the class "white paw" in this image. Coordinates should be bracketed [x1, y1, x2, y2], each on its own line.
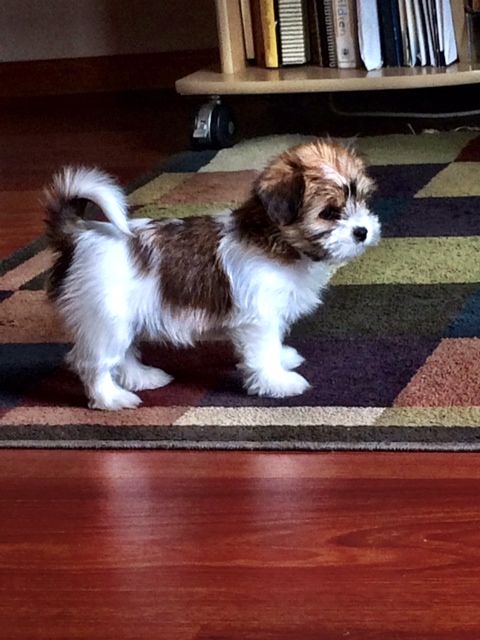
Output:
[89, 388, 142, 411]
[117, 364, 173, 392]
[280, 346, 305, 370]
[245, 369, 311, 398]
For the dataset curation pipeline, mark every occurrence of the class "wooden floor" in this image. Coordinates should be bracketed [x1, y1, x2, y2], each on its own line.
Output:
[2, 89, 480, 639]
[2, 451, 480, 639]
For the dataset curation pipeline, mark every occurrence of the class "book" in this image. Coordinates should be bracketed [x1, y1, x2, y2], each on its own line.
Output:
[435, 0, 444, 57]
[378, 0, 404, 66]
[277, 0, 309, 65]
[250, 0, 266, 66]
[421, 0, 436, 65]
[307, 0, 327, 65]
[431, 0, 446, 66]
[356, 0, 383, 70]
[440, 0, 458, 64]
[323, 0, 338, 66]
[426, 0, 442, 65]
[413, 0, 428, 64]
[260, 0, 280, 67]
[240, 0, 255, 60]
[398, 0, 412, 66]
[250, 0, 279, 68]
[405, 0, 419, 65]
[332, 0, 360, 68]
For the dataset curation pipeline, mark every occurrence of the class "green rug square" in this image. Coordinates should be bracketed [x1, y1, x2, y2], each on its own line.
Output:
[200, 134, 315, 172]
[416, 162, 480, 197]
[356, 132, 477, 166]
[292, 283, 477, 338]
[128, 173, 189, 206]
[132, 202, 232, 220]
[332, 237, 480, 285]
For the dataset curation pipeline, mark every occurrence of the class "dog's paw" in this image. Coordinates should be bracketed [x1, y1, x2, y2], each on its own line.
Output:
[117, 364, 173, 392]
[246, 369, 311, 398]
[88, 388, 142, 411]
[280, 346, 305, 370]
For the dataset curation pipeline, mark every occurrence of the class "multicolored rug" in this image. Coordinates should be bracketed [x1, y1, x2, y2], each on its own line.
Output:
[2, 131, 480, 450]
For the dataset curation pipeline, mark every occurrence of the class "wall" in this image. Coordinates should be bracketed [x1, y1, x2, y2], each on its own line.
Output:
[0, 0, 217, 62]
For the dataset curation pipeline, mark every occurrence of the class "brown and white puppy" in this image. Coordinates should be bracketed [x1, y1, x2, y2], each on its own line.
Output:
[45, 139, 380, 410]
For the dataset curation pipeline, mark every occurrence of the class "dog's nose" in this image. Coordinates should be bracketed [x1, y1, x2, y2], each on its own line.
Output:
[353, 226, 368, 243]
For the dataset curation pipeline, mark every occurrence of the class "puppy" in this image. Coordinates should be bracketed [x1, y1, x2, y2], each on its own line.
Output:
[44, 139, 381, 410]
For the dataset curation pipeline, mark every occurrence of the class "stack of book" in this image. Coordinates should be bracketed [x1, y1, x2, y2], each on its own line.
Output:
[240, 0, 459, 71]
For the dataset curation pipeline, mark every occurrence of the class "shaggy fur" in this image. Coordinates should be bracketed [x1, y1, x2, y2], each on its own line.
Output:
[44, 139, 381, 410]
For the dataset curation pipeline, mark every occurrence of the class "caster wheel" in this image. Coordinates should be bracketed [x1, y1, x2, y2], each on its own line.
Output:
[191, 98, 236, 149]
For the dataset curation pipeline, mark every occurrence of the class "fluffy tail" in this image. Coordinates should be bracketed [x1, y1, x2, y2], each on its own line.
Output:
[44, 166, 131, 249]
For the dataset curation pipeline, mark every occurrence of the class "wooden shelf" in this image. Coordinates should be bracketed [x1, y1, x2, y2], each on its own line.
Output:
[176, 0, 478, 97]
[177, 63, 480, 95]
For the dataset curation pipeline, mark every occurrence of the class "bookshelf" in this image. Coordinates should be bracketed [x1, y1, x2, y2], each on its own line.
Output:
[176, 0, 480, 93]
[175, 1, 480, 146]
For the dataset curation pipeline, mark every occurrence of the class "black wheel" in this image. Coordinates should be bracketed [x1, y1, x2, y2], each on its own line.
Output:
[191, 99, 236, 149]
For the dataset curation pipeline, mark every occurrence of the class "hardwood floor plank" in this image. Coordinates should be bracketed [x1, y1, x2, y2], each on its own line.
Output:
[1, 452, 480, 638]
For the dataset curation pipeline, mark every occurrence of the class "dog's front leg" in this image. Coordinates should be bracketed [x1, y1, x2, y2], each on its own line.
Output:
[233, 323, 310, 398]
[280, 345, 305, 370]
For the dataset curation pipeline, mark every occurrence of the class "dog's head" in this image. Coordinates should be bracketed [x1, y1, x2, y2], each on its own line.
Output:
[254, 139, 381, 264]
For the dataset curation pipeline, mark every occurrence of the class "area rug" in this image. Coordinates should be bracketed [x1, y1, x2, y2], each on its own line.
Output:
[2, 131, 480, 450]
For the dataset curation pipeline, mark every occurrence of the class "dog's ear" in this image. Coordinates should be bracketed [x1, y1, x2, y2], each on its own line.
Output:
[255, 162, 305, 226]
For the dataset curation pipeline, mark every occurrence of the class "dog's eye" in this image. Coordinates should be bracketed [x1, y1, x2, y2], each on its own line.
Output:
[321, 206, 341, 220]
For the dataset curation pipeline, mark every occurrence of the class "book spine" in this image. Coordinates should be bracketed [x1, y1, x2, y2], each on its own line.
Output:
[332, 0, 360, 68]
[259, 0, 279, 67]
[315, 0, 331, 66]
[240, 0, 256, 60]
[250, 0, 267, 66]
[356, 0, 383, 71]
[323, 0, 338, 66]
[441, 0, 457, 65]
[412, 0, 428, 64]
[278, 0, 309, 65]
[306, 0, 323, 65]
[398, 0, 411, 66]
[426, 0, 440, 65]
[421, 0, 435, 65]
[404, 0, 418, 66]
[378, 0, 403, 66]
[390, 0, 404, 65]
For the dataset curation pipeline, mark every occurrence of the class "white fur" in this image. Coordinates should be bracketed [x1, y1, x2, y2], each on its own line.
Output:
[281, 345, 305, 370]
[216, 221, 332, 397]
[323, 199, 381, 264]
[48, 166, 132, 236]
[52, 173, 380, 409]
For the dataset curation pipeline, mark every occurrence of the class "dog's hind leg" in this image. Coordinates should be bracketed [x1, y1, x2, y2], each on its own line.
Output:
[67, 320, 142, 411]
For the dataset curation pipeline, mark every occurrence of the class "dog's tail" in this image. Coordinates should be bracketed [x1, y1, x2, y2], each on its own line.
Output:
[44, 166, 132, 249]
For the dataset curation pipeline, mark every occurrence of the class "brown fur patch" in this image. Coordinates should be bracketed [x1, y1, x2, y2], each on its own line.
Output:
[45, 198, 88, 252]
[132, 217, 233, 318]
[45, 198, 89, 300]
[47, 245, 74, 301]
[232, 198, 302, 263]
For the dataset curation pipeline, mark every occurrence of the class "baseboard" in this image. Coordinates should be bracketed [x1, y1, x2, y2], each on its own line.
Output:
[0, 49, 219, 97]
